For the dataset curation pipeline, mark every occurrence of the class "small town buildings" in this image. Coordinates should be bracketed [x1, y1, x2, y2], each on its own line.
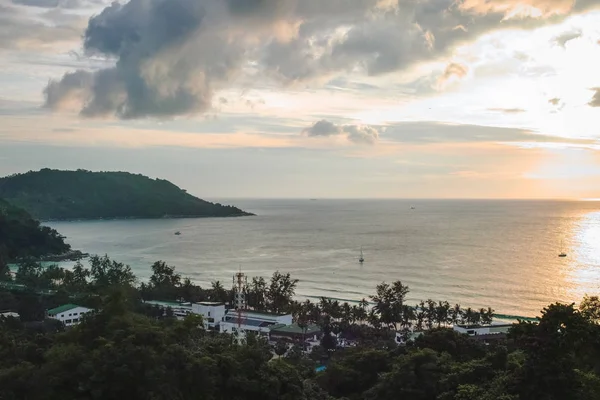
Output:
[47, 304, 93, 327]
[269, 323, 322, 342]
[191, 302, 226, 330]
[220, 310, 293, 335]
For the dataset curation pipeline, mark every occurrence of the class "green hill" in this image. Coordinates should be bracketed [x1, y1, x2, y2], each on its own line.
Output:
[0, 169, 253, 220]
[0, 198, 71, 261]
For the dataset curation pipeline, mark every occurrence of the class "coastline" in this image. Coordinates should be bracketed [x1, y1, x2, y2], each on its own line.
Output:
[39, 212, 255, 223]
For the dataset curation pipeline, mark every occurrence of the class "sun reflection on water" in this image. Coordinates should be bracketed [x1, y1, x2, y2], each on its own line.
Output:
[566, 211, 600, 302]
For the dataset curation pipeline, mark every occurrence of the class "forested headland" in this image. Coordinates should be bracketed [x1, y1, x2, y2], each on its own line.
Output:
[1, 255, 600, 400]
[0, 198, 73, 262]
[0, 169, 253, 220]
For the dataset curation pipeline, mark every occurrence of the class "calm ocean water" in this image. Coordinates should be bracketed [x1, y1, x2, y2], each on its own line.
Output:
[46, 199, 600, 318]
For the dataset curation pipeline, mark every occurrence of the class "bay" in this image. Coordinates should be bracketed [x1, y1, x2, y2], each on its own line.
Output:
[46, 199, 600, 318]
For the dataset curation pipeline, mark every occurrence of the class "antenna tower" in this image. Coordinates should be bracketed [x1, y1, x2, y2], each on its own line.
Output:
[232, 266, 248, 344]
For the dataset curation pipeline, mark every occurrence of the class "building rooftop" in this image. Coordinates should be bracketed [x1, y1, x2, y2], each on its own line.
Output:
[48, 304, 84, 315]
[223, 316, 277, 328]
[455, 323, 513, 329]
[270, 323, 321, 335]
[144, 300, 192, 309]
[196, 302, 225, 306]
[241, 310, 290, 318]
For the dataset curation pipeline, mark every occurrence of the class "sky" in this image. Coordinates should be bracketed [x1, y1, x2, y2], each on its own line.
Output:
[2, 0, 600, 199]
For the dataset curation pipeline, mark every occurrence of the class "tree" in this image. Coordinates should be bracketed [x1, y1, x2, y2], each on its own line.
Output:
[320, 316, 337, 358]
[0, 247, 11, 282]
[580, 295, 600, 323]
[247, 276, 267, 311]
[150, 261, 181, 288]
[435, 301, 451, 328]
[370, 281, 410, 331]
[148, 261, 181, 300]
[14, 260, 43, 288]
[450, 303, 462, 325]
[267, 271, 298, 314]
[89, 255, 135, 290]
[275, 340, 288, 358]
[209, 280, 229, 303]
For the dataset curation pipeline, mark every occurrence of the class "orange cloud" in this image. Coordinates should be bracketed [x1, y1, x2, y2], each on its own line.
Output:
[457, 0, 576, 18]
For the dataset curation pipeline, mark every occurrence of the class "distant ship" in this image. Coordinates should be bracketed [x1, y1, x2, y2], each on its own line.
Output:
[411, 206, 415, 210]
[359, 247, 364, 264]
[174, 231, 181, 236]
[558, 240, 567, 257]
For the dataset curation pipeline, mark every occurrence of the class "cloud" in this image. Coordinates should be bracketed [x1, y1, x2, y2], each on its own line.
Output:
[438, 62, 469, 86]
[553, 29, 582, 47]
[589, 88, 600, 107]
[43, 0, 600, 119]
[0, 4, 85, 50]
[10, 0, 105, 8]
[487, 108, 526, 114]
[548, 97, 561, 105]
[302, 119, 379, 145]
[382, 121, 593, 145]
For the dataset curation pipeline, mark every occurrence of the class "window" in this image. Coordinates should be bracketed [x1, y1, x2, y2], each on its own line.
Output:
[72, 319, 79, 323]
[208, 311, 211, 317]
[68, 313, 72, 316]
[65, 319, 72, 323]
[72, 312, 78, 316]
[60, 314, 64, 318]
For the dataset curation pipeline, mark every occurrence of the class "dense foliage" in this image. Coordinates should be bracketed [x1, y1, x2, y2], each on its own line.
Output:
[0, 169, 253, 220]
[0, 198, 70, 262]
[1, 256, 599, 400]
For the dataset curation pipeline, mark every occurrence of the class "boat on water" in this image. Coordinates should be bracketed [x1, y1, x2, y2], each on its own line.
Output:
[558, 240, 567, 258]
[359, 247, 364, 264]
[410, 206, 415, 210]
[174, 231, 181, 236]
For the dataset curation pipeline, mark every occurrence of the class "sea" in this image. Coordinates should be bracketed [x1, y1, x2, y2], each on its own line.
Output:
[45, 199, 600, 319]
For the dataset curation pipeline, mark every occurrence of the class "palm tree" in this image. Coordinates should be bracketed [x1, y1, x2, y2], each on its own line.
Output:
[450, 304, 462, 325]
[415, 301, 426, 331]
[436, 301, 451, 328]
[425, 299, 437, 329]
[464, 307, 475, 325]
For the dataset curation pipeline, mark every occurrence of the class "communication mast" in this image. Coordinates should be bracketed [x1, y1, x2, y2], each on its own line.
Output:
[232, 267, 248, 344]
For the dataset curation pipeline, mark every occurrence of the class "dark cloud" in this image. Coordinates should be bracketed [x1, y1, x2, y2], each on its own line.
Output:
[487, 108, 526, 114]
[302, 120, 379, 144]
[589, 88, 600, 107]
[303, 120, 342, 137]
[553, 29, 582, 47]
[43, 0, 600, 119]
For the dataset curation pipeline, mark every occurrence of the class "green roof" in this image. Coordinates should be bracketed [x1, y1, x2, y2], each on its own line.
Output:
[48, 304, 82, 315]
[270, 323, 321, 335]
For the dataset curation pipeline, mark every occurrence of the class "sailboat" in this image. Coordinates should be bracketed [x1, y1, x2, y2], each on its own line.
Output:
[359, 247, 364, 264]
[558, 240, 567, 258]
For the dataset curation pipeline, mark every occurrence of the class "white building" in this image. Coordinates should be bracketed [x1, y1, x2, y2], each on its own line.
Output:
[47, 304, 93, 327]
[0, 311, 19, 319]
[191, 302, 226, 330]
[220, 310, 293, 335]
[453, 324, 513, 336]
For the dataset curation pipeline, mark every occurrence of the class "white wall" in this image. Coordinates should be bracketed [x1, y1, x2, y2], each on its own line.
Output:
[191, 303, 226, 329]
[50, 307, 92, 327]
[219, 311, 293, 334]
